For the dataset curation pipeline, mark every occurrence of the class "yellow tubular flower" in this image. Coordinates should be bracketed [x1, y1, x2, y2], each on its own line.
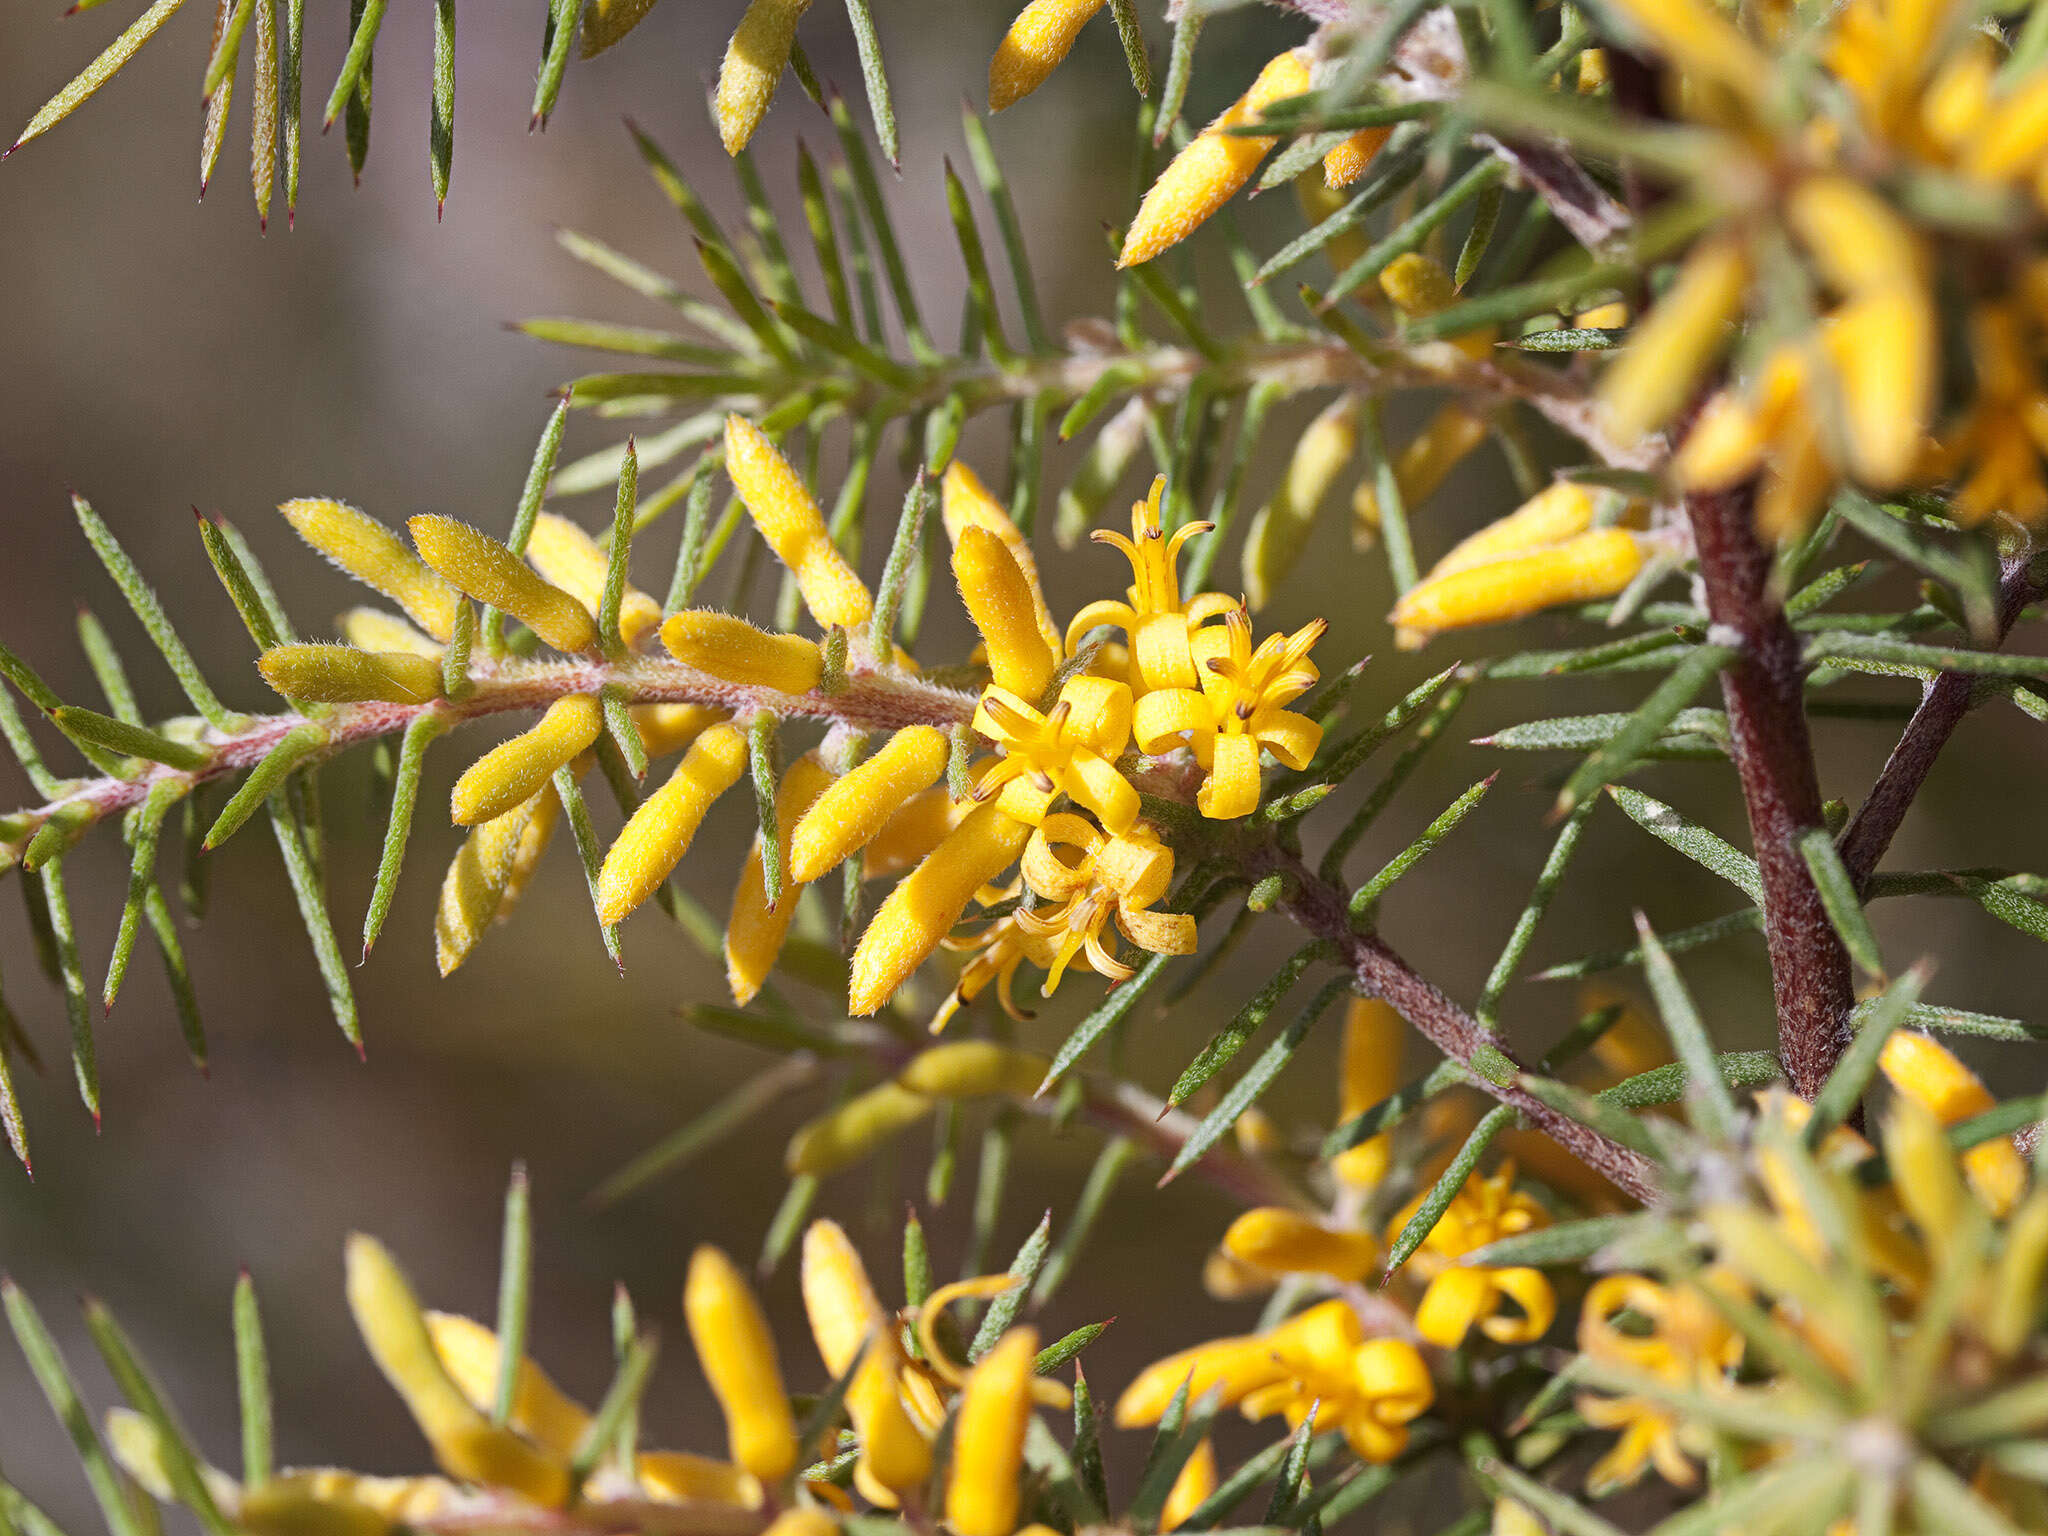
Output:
[343, 1236, 571, 1506]
[105, 1409, 240, 1508]
[1880, 1032, 2026, 1215]
[595, 722, 748, 924]
[340, 607, 443, 657]
[848, 804, 1032, 1014]
[661, 610, 824, 695]
[436, 787, 561, 976]
[787, 1081, 935, 1176]
[1335, 997, 1403, 1187]
[897, 1041, 1049, 1098]
[1221, 1208, 1378, 1282]
[799, 1222, 931, 1503]
[1597, 235, 1750, 443]
[1066, 477, 1237, 694]
[1389, 529, 1647, 649]
[1380, 253, 1495, 357]
[635, 1452, 762, 1507]
[972, 676, 1139, 833]
[632, 702, 728, 761]
[726, 755, 834, 1005]
[1130, 608, 1325, 820]
[762, 1511, 838, 1536]
[581, 0, 660, 55]
[424, 1312, 591, 1454]
[258, 644, 444, 705]
[944, 461, 1059, 650]
[1115, 1299, 1363, 1425]
[715, 0, 812, 157]
[1423, 481, 1598, 581]
[1345, 1338, 1435, 1462]
[685, 1246, 799, 1482]
[801, 1219, 887, 1377]
[408, 516, 598, 654]
[451, 695, 604, 826]
[281, 498, 462, 642]
[1243, 393, 1361, 611]
[956, 525, 1058, 702]
[1324, 127, 1392, 189]
[724, 416, 872, 630]
[1352, 404, 1491, 542]
[788, 727, 949, 885]
[1824, 286, 1937, 488]
[1603, 0, 1771, 104]
[1119, 49, 1312, 267]
[945, 1327, 1037, 1536]
[1575, 299, 1629, 328]
[1160, 1437, 1215, 1532]
[988, 0, 1107, 111]
[1005, 814, 1195, 999]
[524, 512, 663, 649]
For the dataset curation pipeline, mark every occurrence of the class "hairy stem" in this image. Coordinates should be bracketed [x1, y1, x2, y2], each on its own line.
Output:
[1840, 554, 2041, 884]
[1257, 845, 1660, 1204]
[1684, 481, 1854, 1100]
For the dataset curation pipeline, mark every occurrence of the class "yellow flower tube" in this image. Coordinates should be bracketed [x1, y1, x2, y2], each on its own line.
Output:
[1880, 1031, 2026, 1215]
[340, 607, 443, 657]
[1421, 481, 1598, 582]
[662, 610, 825, 695]
[1221, 1208, 1378, 1283]
[727, 755, 835, 1005]
[1120, 50, 1311, 268]
[848, 804, 1032, 1015]
[896, 1041, 1049, 1098]
[685, 1245, 800, 1482]
[1160, 1437, 1215, 1531]
[862, 785, 969, 880]
[632, 703, 728, 761]
[941, 462, 1058, 650]
[1324, 127, 1391, 190]
[954, 524, 1057, 702]
[724, 416, 872, 630]
[715, 0, 813, 157]
[945, 1327, 1038, 1536]
[786, 1082, 936, 1176]
[1352, 404, 1491, 542]
[524, 512, 664, 649]
[408, 516, 597, 654]
[1389, 529, 1648, 648]
[435, 787, 561, 976]
[988, 0, 1107, 111]
[343, 1236, 572, 1506]
[281, 498, 462, 642]
[788, 726, 949, 885]
[423, 1312, 591, 1454]
[799, 1222, 930, 1503]
[450, 696, 605, 826]
[1334, 997, 1403, 1187]
[1597, 235, 1750, 443]
[595, 722, 748, 924]
[258, 644, 444, 705]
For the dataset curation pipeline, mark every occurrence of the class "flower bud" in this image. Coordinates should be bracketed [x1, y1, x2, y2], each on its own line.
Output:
[1120, 50, 1311, 268]
[1389, 529, 1647, 648]
[1159, 1437, 1215, 1532]
[849, 805, 1032, 1015]
[451, 695, 604, 826]
[409, 515, 597, 654]
[724, 416, 872, 629]
[424, 1312, 591, 1454]
[436, 788, 561, 976]
[524, 512, 663, 649]
[789, 727, 949, 885]
[762, 1511, 838, 1536]
[1881, 1031, 2025, 1216]
[341, 607, 443, 657]
[1334, 997, 1402, 1187]
[259, 644, 445, 705]
[1221, 1208, 1378, 1283]
[896, 1041, 1049, 1099]
[942, 462, 1058, 650]
[955, 529, 1058, 703]
[632, 703, 728, 761]
[727, 755, 835, 1005]
[945, 1327, 1037, 1536]
[1597, 235, 1749, 443]
[988, 0, 1107, 111]
[786, 1082, 935, 1176]
[596, 722, 748, 924]
[715, 0, 812, 156]
[1353, 404, 1490, 542]
[1324, 127, 1392, 189]
[1423, 481, 1598, 581]
[862, 785, 969, 880]
[662, 610, 824, 695]
[281, 499, 462, 642]
[1243, 394, 1360, 611]
[344, 1235, 571, 1506]
[685, 1245, 799, 1482]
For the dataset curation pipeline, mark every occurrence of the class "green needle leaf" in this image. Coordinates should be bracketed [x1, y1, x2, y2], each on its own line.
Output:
[3, 1281, 146, 1536]
[491, 1162, 532, 1426]
[232, 1272, 272, 1486]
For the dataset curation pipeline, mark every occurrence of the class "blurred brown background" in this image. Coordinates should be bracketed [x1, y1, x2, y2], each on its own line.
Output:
[0, 2, 2042, 1528]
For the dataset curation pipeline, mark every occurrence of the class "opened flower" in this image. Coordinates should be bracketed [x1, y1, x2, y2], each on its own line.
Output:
[1385, 1161, 1553, 1349]
[1132, 607, 1325, 819]
[971, 675, 1138, 833]
[1066, 477, 1238, 695]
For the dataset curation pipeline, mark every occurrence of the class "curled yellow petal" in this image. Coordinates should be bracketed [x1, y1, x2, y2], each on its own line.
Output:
[988, 0, 1107, 111]
[724, 415, 872, 629]
[451, 696, 604, 826]
[715, 0, 813, 157]
[662, 610, 825, 695]
[595, 722, 748, 924]
[282, 498, 462, 642]
[685, 1245, 800, 1482]
[409, 515, 597, 654]
[258, 644, 444, 705]
[1196, 731, 1262, 820]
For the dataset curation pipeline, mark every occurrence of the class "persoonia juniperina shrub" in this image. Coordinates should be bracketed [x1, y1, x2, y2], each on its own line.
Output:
[10, 0, 2048, 1530]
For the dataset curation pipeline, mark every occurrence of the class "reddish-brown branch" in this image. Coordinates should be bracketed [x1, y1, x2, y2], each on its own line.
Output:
[1258, 846, 1660, 1204]
[1840, 555, 2041, 885]
[1684, 482, 1854, 1099]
